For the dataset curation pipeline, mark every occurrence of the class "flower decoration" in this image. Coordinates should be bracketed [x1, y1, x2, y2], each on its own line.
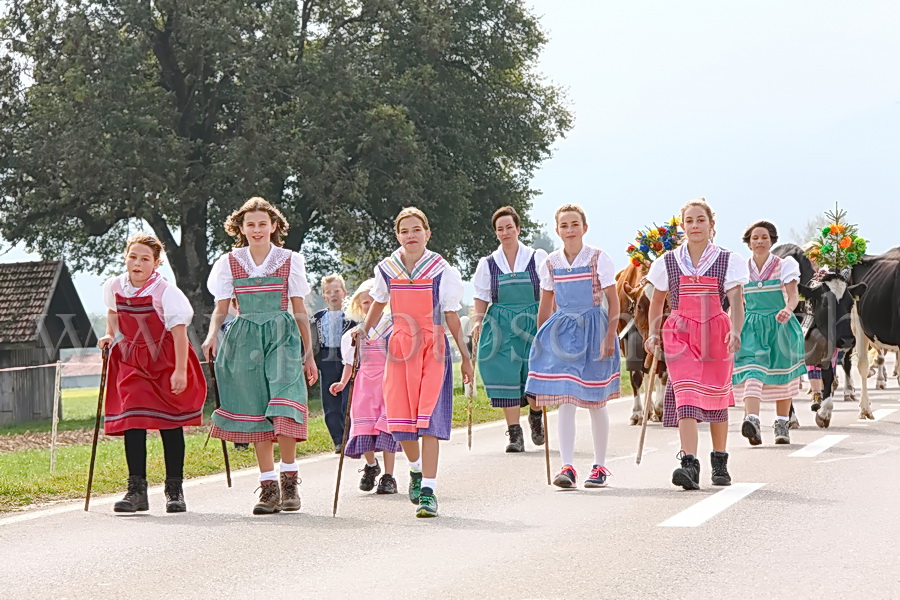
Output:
[806, 204, 866, 270]
[626, 216, 685, 268]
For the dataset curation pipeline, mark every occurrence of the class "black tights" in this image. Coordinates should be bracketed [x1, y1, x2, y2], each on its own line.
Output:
[124, 428, 185, 479]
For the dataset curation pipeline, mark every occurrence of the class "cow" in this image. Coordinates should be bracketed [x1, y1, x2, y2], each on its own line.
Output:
[615, 263, 666, 425]
[772, 244, 867, 428]
[850, 247, 900, 420]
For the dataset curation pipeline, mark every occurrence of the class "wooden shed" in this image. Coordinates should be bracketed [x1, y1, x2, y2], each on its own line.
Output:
[0, 261, 98, 425]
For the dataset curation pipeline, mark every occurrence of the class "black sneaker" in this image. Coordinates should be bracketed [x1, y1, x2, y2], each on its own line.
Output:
[416, 487, 438, 518]
[741, 415, 762, 446]
[671, 453, 700, 490]
[505, 424, 525, 453]
[376, 473, 398, 494]
[164, 478, 186, 513]
[710, 451, 732, 486]
[114, 476, 149, 513]
[528, 409, 545, 446]
[408, 471, 423, 504]
[359, 460, 381, 492]
[552, 465, 577, 489]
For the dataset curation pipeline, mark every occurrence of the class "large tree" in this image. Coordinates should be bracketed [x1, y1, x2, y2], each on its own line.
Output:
[0, 0, 571, 320]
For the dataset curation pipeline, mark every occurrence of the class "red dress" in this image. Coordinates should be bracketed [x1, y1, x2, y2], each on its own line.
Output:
[104, 275, 206, 434]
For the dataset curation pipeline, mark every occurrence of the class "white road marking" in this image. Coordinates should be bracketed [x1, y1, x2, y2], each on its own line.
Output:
[872, 408, 897, 421]
[789, 434, 849, 458]
[659, 483, 765, 527]
[818, 440, 900, 464]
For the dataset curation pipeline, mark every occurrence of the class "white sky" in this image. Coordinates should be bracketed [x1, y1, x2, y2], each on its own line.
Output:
[3, 0, 899, 313]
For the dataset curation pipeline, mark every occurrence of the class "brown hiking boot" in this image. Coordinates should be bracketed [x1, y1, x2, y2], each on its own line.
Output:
[253, 480, 282, 515]
[280, 472, 301, 512]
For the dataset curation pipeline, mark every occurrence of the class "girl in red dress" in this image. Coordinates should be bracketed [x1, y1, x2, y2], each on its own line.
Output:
[645, 199, 748, 489]
[98, 234, 207, 513]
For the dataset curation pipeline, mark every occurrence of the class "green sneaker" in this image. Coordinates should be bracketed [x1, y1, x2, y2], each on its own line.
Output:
[408, 471, 422, 505]
[416, 487, 438, 518]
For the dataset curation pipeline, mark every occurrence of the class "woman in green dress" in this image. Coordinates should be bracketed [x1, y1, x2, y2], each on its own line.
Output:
[733, 221, 805, 446]
[471, 206, 547, 453]
[203, 197, 318, 514]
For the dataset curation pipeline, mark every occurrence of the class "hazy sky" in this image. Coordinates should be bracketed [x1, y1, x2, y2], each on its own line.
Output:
[3, 0, 899, 313]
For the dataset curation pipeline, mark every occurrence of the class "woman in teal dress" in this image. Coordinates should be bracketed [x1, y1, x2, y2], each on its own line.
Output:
[733, 221, 805, 446]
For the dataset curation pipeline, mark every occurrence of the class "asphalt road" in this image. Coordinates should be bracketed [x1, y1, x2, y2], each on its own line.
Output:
[1, 363, 898, 600]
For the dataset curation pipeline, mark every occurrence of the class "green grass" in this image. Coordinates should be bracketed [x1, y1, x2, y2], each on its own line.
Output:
[0, 368, 633, 511]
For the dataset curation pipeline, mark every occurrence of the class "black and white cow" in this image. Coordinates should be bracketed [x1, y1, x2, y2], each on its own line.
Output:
[850, 248, 900, 420]
[798, 272, 866, 427]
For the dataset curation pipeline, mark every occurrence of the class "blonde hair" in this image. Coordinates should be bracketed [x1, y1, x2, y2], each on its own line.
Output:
[125, 233, 165, 262]
[224, 197, 290, 247]
[554, 203, 588, 225]
[345, 279, 377, 322]
[320, 273, 347, 292]
[394, 207, 430, 233]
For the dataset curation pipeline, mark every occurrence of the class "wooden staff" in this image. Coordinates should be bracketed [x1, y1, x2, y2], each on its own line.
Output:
[84, 347, 110, 511]
[636, 352, 660, 465]
[543, 406, 551, 485]
[208, 357, 232, 488]
[467, 330, 479, 450]
[333, 337, 361, 517]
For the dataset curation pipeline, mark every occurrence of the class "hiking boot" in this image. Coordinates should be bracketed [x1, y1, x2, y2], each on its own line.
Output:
[552, 465, 577, 489]
[253, 480, 282, 515]
[741, 415, 762, 446]
[671, 453, 700, 490]
[528, 409, 545, 446]
[164, 478, 186, 513]
[376, 473, 398, 495]
[408, 471, 423, 505]
[710, 451, 732, 486]
[505, 424, 525, 453]
[280, 472, 301, 511]
[114, 476, 149, 513]
[416, 487, 438, 518]
[359, 460, 381, 492]
[584, 465, 612, 488]
[774, 419, 791, 445]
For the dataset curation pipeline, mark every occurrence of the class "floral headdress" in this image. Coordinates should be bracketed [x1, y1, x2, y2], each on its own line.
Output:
[806, 205, 866, 271]
[626, 216, 684, 268]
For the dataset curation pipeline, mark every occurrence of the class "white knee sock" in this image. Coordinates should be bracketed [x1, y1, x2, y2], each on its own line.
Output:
[279, 461, 298, 473]
[588, 406, 610, 466]
[558, 403, 577, 466]
[258, 470, 278, 482]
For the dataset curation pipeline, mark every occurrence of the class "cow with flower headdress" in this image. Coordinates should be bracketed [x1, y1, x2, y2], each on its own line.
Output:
[616, 217, 684, 425]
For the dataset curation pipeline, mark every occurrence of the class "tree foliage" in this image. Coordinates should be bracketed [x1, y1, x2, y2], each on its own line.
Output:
[0, 0, 571, 314]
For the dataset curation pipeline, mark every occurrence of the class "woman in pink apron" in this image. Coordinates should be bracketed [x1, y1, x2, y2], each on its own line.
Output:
[645, 199, 748, 490]
[360, 207, 473, 518]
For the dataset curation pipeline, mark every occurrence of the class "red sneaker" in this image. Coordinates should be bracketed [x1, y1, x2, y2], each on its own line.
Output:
[552, 465, 577, 489]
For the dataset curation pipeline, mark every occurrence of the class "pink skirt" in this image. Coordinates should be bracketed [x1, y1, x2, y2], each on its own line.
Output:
[663, 311, 735, 412]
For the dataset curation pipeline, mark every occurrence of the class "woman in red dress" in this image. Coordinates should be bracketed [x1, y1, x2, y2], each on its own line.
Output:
[98, 234, 207, 513]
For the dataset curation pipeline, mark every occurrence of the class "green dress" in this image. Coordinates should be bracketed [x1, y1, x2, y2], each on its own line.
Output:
[733, 260, 805, 390]
[477, 254, 540, 408]
[210, 252, 308, 443]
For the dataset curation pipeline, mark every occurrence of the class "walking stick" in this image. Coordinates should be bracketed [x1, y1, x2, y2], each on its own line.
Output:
[543, 406, 551, 485]
[636, 352, 661, 465]
[208, 357, 232, 488]
[85, 347, 110, 511]
[333, 338, 361, 517]
[467, 330, 479, 451]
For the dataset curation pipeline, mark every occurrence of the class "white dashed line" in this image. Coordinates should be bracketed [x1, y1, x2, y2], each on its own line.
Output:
[659, 483, 765, 527]
[789, 434, 848, 458]
[872, 408, 897, 421]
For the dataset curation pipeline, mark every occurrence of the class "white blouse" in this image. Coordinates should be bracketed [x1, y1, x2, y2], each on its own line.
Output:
[207, 243, 311, 302]
[472, 242, 548, 302]
[370, 253, 464, 312]
[646, 244, 750, 292]
[749, 254, 801, 284]
[537, 245, 617, 292]
[339, 313, 392, 365]
[103, 274, 194, 331]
